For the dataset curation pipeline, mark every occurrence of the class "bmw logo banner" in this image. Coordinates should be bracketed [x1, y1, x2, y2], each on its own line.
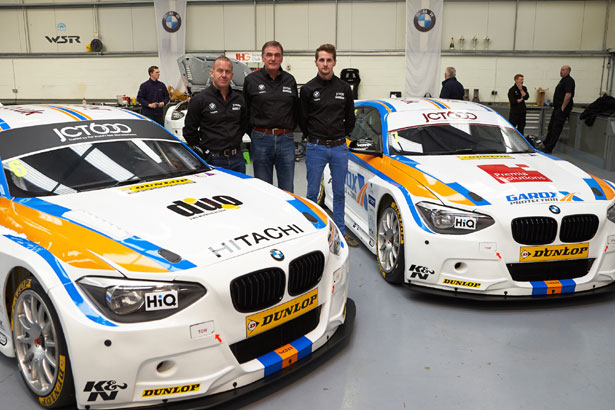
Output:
[405, 0, 443, 100]
[153, 0, 187, 92]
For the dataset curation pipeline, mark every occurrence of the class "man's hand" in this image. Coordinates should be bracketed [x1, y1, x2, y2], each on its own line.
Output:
[157, 102, 164, 108]
[148, 103, 157, 108]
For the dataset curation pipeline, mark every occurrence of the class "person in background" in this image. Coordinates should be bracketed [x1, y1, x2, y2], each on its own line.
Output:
[543, 65, 575, 153]
[300, 43, 359, 248]
[137, 66, 170, 125]
[183, 56, 248, 173]
[243, 40, 299, 192]
[439, 67, 465, 100]
[508, 74, 530, 134]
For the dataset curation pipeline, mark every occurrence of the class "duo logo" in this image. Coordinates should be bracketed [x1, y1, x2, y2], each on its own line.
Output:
[346, 172, 368, 210]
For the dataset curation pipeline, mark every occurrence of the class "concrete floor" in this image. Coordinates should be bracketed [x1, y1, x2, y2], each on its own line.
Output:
[2, 152, 614, 410]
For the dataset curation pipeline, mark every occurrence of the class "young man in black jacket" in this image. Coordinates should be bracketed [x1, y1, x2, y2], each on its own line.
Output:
[300, 44, 359, 247]
[508, 74, 529, 134]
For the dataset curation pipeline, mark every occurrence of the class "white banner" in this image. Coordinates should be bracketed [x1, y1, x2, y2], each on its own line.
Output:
[405, 0, 443, 98]
[154, 0, 186, 92]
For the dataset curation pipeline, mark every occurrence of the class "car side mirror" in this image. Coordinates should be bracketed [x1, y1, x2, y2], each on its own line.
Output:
[525, 134, 546, 151]
[349, 139, 382, 157]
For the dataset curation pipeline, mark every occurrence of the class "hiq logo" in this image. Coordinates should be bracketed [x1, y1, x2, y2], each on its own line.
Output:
[144, 290, 178, 311]
[454, 216, 477, 230]
[346, 172, 368, 210]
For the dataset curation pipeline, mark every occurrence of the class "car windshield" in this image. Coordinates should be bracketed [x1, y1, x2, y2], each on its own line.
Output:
[3, 139, 209, 198]
[388, 122, 533, 155]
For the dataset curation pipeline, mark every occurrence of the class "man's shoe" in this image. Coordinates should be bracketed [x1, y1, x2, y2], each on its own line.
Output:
[344, 234, 360, 248]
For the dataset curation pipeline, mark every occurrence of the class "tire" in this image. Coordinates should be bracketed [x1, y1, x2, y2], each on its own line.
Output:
[11, 277, 75, 408]
[376, 198, 405, 284]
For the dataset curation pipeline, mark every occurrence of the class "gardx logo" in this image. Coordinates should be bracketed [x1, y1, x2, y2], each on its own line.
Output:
[346, 172, 368, 210]
[246, 289, 318, 337]
[167, 195, 242, 219]
[519, 243, 589, 262]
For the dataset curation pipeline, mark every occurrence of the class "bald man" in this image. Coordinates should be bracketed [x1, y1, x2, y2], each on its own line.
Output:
[543, 65, 575, 153]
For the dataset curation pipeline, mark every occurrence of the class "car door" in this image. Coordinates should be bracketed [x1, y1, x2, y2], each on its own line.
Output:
[346, 106, 383, 241]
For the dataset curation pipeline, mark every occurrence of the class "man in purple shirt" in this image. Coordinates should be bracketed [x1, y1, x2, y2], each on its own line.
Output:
[137, 66, 170, 125]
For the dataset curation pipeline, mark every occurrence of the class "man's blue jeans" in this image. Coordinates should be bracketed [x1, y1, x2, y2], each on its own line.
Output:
[305, 142, 348, 236]
[251, 130, 295, 192]
[207, 151, 246, 174]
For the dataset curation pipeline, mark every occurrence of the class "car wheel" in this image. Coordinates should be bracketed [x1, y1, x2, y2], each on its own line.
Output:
[11, 277, 75, 408]
[377, 198, 405, 284]
[317, 176, 327, 208]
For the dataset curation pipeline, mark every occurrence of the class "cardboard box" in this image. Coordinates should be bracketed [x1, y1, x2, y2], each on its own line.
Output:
[535, 87, 549, 106]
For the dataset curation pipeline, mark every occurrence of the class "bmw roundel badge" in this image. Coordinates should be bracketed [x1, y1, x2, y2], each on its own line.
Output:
[549, 205, 561, 214]
[270, 249, 284, 261]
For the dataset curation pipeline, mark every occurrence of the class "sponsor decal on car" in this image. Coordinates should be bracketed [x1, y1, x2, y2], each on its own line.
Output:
[167, 195, 243, 219]
[53, 123, 134, 142]
[478, 164, 551, 184]
[84, 380, 128, 402]
[142, 383, 200, 397]
[454, 216, 477, 230]
[121, 178, 194, 194]
[457, 154, 513, 160]
[422, 111, 477, 123]
[519, 243, 589, 262]
[39, 355, 66, 406]
[506, 191, 582, 205]
[246, 289, 318, 337]
[190, 321, 214, 339]
[408, 264, 435, 280]
[442, 278, 481, 288]
[346, 172, 368, 210]
[0, 332, 6, 346]
[144, 290, 178, 311]
[209, 224, 304, 258]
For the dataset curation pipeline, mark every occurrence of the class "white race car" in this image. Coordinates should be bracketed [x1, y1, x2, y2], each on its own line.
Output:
[322, 97, 615, 298]
[0, 104, 353, 408]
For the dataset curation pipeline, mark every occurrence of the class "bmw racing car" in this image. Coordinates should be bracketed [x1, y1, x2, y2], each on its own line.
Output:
[0, 104, 353, 408]
[321, 97, 615, 298]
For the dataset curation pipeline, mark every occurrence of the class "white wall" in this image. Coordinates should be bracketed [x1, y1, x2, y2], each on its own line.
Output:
[0, 0, 613, 103]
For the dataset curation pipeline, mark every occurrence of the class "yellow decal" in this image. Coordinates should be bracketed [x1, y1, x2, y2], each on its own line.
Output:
[142, 383, 200, 397]
[246, 289, 318, 338]
[11, 278, 32, 329]
[39, 355, 65, 406]
[442, 278, 481, 288]
[457, 154, 513, 160]
[8, 160, 27, 177]
[519, 243, 589, 262]
[121, 178, 194, 193]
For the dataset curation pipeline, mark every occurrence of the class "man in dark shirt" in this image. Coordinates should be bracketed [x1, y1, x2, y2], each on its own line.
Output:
[183, 56, 248, 173]
[508, 74, 530, 134]
[244, 41, 299, 192]
[543, 65, 575, 153]
[439, 67, 465, 100]
[137, 66, 170, 125]
[300, 43, 359, 247]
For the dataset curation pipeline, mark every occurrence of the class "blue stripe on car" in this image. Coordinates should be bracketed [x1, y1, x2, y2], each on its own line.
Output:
[0, 118, 10, 130]
[286, 198, 326, 229]
[257, 336, 313, 377]
[5, 234, 117, 327]
[583, 178, 608, 200]
[47, 105, 90, 120]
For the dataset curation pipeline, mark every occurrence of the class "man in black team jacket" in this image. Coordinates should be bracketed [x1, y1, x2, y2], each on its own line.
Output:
[183, 56, 248, 173]
[243, 41, 299, 192]
[543, 65, 575, 153]
[300, 43, 359, 248]
[508, 74, 530, 134]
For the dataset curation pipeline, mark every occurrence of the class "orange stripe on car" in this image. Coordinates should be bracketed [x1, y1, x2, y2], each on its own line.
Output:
[590, 174, 615, 200]
[274, 344, 299, 368]
[287, 192, 328, 225]
[0, 198, 168, 273]
[543, 280, 563, 295]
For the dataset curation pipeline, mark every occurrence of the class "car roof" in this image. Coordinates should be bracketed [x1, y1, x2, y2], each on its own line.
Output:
[0, 104, 147, 131]
[356, 98, 495, 113]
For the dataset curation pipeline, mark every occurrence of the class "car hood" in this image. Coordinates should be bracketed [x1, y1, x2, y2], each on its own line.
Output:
[18, 170, 325, 274]
[395, 153, 615, 208]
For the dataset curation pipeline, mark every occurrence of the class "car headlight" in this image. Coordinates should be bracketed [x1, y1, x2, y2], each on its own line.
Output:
[77, 277, 206, 323]
[416, 201, 495, 234]
[329, 222, 342, 255]
[171, 110, 185, 120]
[608, 202, 615, 223]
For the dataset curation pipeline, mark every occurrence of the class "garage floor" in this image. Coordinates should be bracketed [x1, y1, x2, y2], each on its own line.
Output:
[1, 151, 614, 410]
